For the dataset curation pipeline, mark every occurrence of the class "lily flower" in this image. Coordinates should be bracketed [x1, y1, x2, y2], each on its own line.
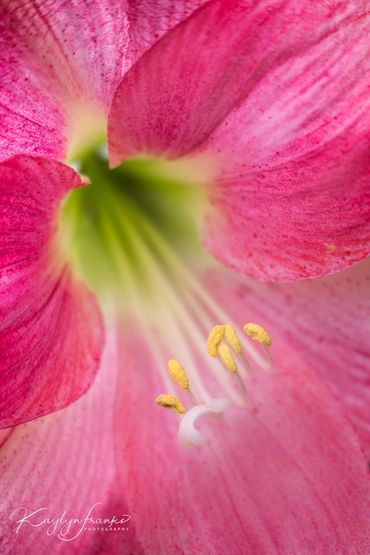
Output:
[0, 1, 369, 553]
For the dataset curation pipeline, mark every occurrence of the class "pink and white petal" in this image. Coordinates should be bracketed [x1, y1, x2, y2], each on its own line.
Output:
[204, 131, 370, 281]
[108, 0, 370, 280]
[203, 0, 370, 281]
[114, 313, 370, 554]
[207, 257, 370, 459]
[108, 0, 370, 161]
[0, 0, 129, 107]
[0, 0, 128, 161]
[202, 1, 370, 168]
[0, 156, 103, 428]
[0, 327, 142, 554]
[0, 41, 67, 162]
[0, 0, 206, 162]
[126, 0, 208, 62]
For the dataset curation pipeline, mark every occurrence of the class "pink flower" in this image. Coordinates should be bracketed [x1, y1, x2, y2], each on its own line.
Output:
[0, 1, 369, 553]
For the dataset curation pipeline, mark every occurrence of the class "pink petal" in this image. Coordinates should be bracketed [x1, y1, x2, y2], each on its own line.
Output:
[114, 310, 370, 554]
[0, 327, 142, 553]
[0, 32, 66, 162]
[0, 0, 205, 162]
[108, 1, 370, 280]
[0, 156, 103, 427]
[204, 132, 370, 281]
[208, 258, 370, 459]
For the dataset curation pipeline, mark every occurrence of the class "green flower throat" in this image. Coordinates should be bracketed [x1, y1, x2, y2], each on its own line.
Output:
[60, 152, 205, 314]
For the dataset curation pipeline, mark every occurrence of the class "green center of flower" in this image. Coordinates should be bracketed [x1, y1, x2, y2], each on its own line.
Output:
[59, 150, 206, 314]
[59, 147, 274, 447]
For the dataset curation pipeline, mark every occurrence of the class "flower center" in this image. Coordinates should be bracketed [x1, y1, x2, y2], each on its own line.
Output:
[59, 148, 273, 447]
[59, 149, 205, 314]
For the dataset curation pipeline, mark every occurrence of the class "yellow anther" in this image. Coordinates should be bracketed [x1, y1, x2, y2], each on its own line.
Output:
[155, 394, 186, 414]
[207, 324, 225, 357]
[224, 324, 242, 354]
[218, 344, 238, 373]
[243, 323, 272, 346]
[167, 359, 189, 389]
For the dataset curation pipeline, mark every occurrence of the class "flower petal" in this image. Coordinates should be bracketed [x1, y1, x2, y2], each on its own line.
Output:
[114, 307, 370, 554]
[208, 258, 370, 459]
[108, 0, 370, 280]
[204, 132, 370, 281]
[0, 0, 206, 161]
[0, 327, 142, 554]
[0, 156, 103, 427]
[0, 33, 66, 162]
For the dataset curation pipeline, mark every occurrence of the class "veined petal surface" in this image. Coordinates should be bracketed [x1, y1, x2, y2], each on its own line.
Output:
[0, 328, 142, 554]
[207, 258, 370, 459]
[109, 0, 370, 281]
[0, 0, 206, 161]
[113, 279, 370, 554]
[0, 156, 103, 427]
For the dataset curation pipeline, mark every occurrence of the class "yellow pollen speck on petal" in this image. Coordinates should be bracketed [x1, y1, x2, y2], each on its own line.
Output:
[224, 324, 242, 354]
[325, 242, 337, 254]
[243, 323, 272, 346]
[207, 324, 225, 356]
[218, 344, 238, 373]
[167, 359, 189, 389]
[155, 394, 186, 414]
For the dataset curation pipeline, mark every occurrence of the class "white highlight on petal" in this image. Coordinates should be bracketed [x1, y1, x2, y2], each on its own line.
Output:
[178, 398, 229, 447]
[68, 161, 81, 172]
[97, 144, 109, 160]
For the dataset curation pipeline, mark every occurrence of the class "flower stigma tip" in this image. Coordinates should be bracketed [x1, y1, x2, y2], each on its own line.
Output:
[167, 359, 189, 389]
[217, 344, 238, 374]
[178, 399, 229, 447]
[207, 324, 225, 356]
[155, 394, 186, 414]
[243, 323, 272, 346]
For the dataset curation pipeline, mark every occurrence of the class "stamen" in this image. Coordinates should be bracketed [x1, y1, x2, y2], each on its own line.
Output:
[207, 324, 225, 357]
[263, 347, 274, 370]
[224, 324, 242, 354]
[155, 394, 186, 414]
[178, 398, 229, 447]
[167, 359, 189, 389]
[239, 352, 251, 375]
[243, 322, 273, 370]
[217, 344, 238, 374]
[217, 336, 247, 403]
[243, 323, 271, 346]
[167, 357, 200, 405]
